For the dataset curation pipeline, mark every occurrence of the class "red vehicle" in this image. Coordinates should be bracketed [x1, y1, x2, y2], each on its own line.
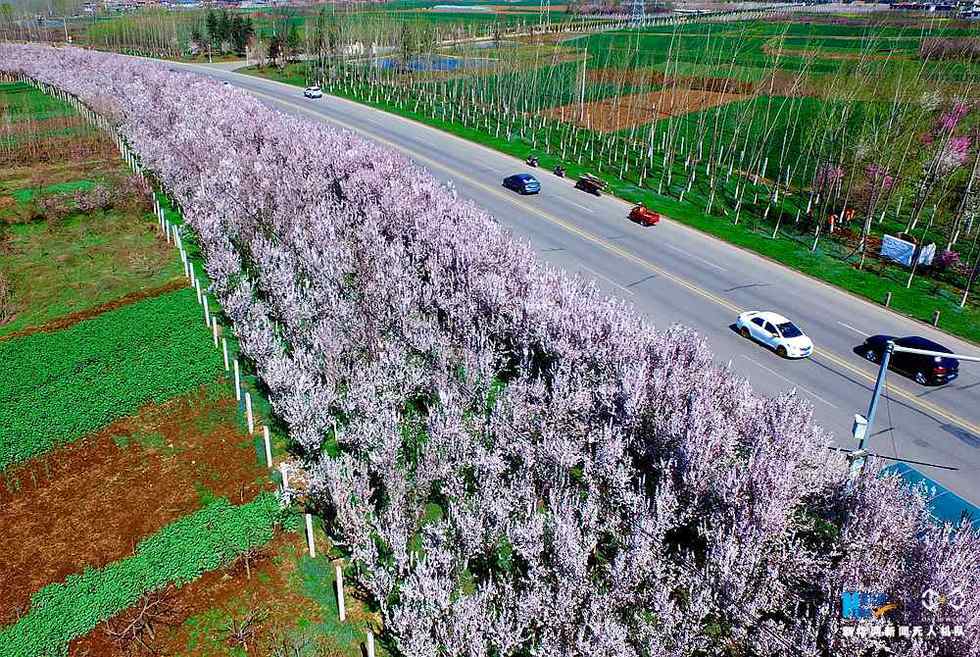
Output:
[629, 205, 660, 226]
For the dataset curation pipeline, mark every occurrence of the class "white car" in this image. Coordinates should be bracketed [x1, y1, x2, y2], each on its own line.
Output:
[736, 311, 813, 359]
[304, 86, 323, 99]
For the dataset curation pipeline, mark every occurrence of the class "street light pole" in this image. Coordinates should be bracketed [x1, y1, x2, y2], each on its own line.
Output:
[848, 339, 980, 480]
[849, 340, 894, 480]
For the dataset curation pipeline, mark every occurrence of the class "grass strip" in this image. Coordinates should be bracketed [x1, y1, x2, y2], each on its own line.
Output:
[0, 493, 282, 657]
[0, 287, 222, 469]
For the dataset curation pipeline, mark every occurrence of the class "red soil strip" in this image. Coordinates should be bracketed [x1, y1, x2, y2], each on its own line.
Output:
[0, 278, 186, 342]
[588, 67, 667, 87]
[1, 157, 121, 190]
[588, 67, 790, 94]
[541, 88, 747, 132]
[587, 66, 820, 98]
[0, 387, 270, 626]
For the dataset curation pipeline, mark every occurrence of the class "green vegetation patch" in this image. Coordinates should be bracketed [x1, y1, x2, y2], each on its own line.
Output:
[632, 95, 870, 186]
[0, 81, 78, 123]
[0, 197, 182, 338]
[570, 21, 972, 82]
[0, 287, 223, 469]
[0, 494, 281, 657]
[295, 554, 362, 646]
[9, 179, 96, 205]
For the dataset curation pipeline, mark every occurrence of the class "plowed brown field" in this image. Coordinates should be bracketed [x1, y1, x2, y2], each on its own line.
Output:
[541, 87, 747, 132]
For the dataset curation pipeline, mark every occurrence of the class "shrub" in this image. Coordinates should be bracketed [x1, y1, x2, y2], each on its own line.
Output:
[73, 183, 111, 213]
[0, 270, 14, 325]
[936, 249, 961, 271]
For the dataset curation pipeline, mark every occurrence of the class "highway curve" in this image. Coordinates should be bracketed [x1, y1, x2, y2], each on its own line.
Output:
[175, 62, 980, 510]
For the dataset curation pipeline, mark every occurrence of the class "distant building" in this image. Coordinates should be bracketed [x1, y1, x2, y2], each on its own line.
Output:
[163, 0, 202, 7]
[959, 0, 980, 18]
[891, 1, 957, 10]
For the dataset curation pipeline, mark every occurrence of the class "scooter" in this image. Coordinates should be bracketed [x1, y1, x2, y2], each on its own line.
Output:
[553, 165, 566, 178]
[526, 156, 539, 167]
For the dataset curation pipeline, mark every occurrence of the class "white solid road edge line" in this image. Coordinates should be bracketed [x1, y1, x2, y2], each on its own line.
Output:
[740, 355, 839, 409]
[838, 321, 871, 338]
[579, 264, 636, 296]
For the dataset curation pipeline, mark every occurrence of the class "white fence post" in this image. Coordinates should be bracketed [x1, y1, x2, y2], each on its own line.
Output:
[305, 513, 316, 558]
[212, 320, 219, 347]
[222, 337, 229, 371]
[234, 359, 241, 401]
[366, 630, 375, 657]
[279, 462, 289, 492]
[263, 426, 273, 467]
[336, 564, 347, 622]
[203, 296, 211, 327]
[245, 391, 254, 434]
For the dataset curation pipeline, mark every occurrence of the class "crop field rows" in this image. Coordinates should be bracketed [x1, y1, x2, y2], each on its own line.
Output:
[0, 81, 377, 657]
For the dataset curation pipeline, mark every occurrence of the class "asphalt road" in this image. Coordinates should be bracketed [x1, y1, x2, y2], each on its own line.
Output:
[174, 63, 980, 509]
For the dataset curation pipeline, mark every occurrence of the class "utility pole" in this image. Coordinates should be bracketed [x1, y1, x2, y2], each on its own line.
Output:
[849, 341, 980, 481]
[849, 341, 894, 480]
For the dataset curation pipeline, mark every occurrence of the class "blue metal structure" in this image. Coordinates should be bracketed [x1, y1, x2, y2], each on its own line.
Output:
[883, 462, 980, 529]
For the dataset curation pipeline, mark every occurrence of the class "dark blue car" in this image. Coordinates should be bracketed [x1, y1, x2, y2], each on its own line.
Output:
[503, 173, 540, 195]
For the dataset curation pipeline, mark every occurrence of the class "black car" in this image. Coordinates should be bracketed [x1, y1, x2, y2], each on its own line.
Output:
[503, 174, 540, 195]
[860, 335, 959, 385]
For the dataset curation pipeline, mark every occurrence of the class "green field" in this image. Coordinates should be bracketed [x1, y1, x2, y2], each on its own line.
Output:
[0, 81, 79, 122]
[0, 288, 224, 469]
[0, 79, 377, 657]
[569, 22, 980, 81]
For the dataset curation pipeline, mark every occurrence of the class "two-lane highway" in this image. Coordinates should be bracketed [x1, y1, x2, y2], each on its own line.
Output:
[172, 62, 980, 507]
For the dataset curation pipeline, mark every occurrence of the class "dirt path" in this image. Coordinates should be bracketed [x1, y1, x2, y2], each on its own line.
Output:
[0, 386, 270, 626]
